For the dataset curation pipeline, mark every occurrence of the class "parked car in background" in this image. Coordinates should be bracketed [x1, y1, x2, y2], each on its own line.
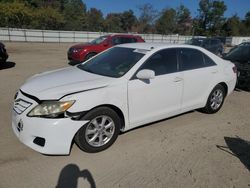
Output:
[188, 38, 224, 56]
[0, 42, 8, 63]
[228, 42, 250, 53]
[238, 42, 250, 46]
[12, 43, 236, 155]
[223, 43, 250, 89]
[68, 34, 145, 64]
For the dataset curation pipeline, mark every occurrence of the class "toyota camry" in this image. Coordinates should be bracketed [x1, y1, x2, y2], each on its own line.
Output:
[12, 43, 237, 155]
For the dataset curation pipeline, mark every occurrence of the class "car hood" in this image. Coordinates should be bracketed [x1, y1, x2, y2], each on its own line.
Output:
[20, 66, 114, 100]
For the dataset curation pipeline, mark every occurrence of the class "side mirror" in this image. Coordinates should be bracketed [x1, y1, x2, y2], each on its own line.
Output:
[136, 69, 155, 80]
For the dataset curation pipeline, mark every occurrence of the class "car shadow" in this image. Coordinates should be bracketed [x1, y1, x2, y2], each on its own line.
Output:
[56, 164, 96, 188]
[68, 61, 81, 66]
[216, 136, 250, 171]
[234, 87, 250, 92]
[0, 61, 16, 70]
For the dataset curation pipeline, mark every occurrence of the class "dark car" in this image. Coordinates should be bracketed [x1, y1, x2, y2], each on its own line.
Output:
[188, 38, 224, 55]
[0, 42, 8, 63]
[68, 34, 145, 64]
[223, 44, 250, 89]
[228, 42, 250, 53]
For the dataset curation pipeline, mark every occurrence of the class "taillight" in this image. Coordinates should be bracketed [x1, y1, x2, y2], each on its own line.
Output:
[232, 65, 237, 74]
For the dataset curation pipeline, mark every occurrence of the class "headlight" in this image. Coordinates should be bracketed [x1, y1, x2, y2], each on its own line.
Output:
[73, 48, 83, 53]
[28, 100, 75, 118]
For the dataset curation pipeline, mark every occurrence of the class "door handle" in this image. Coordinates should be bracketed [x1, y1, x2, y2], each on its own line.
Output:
[174, 77, 183, 82]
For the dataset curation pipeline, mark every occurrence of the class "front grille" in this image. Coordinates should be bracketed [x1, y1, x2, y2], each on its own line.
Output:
[13, 98, 32, 115]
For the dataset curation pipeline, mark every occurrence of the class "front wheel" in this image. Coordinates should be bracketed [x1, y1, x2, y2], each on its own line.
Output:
[75, 107, 121, 153]
[201, 84, 226, 114]
[84, 53, 96, 61]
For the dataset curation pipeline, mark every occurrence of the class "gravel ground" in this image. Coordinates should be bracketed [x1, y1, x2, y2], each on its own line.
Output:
[0, 42, 249, 188]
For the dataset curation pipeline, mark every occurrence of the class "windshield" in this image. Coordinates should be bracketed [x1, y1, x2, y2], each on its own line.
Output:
[90, 36, 109, 44]
[78, 47, 145, 78]
[224, 46, 250, 62]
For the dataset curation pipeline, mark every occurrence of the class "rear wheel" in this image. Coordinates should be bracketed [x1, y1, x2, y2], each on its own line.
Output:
[75, 107, 121, 153]
[201, 84, 226, 114]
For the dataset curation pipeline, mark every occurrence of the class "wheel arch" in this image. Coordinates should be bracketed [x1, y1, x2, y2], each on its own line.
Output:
[80, 104, 126, 131]
[218, 82, 228, 96]
[86, 51, 97, 57]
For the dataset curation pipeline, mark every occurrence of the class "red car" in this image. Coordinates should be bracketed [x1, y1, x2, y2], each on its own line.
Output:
[68, 34, 145, 63]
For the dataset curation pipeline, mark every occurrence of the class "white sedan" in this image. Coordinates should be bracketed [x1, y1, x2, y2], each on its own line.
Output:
[12, 43, 237, 155]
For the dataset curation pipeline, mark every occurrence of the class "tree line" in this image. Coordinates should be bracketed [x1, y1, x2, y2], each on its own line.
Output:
[0, 0, 249, 36]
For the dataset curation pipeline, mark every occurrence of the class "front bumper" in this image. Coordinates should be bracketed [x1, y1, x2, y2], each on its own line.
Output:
[12, 91, 88, 155]
[0, 52, 8, 62]
[67, 51, 84, 63]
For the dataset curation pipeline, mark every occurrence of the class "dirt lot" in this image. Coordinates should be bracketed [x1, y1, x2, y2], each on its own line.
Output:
[0, 42, 249, 188]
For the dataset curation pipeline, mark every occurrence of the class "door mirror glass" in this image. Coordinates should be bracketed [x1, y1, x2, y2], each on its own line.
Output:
[136, 69, 155, 80]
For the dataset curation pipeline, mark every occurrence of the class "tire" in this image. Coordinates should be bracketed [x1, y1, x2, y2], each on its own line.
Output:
[75, 107, 121, 153]
[201, 84, 226, 114]
[0, 57, 7, 64]
[84, 53, 96, 61]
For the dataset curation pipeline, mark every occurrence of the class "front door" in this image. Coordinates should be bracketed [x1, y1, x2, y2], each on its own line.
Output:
[128, 48, 183, 128]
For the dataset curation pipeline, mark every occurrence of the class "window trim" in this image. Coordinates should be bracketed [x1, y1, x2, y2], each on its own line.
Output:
[202, 53, 217, 67]
[177, 48, 217, 72]
[130, 48, 179, 80]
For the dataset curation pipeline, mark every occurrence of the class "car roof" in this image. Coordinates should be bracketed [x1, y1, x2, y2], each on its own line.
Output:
[109, 34, 141, 37]
[192, 38, 219, 41]
[239, 42, 250, 46]
[117, 42, 204, 51]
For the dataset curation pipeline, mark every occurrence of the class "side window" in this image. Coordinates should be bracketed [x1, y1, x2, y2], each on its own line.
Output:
[121, 37, 137, 44]
[139, 49, 177, 76]
[247, 47, 250, 60]
[179, 48, 205, 71]
[211, 40, 218, 45]
[112, 37, 137, 45]
[203, 39, 210, 47]
[129, 38, 137, 43]
[112, 37, 122, 45]
[203, 54, 216, 67]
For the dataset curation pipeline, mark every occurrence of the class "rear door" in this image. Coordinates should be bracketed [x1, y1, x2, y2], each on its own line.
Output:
[178, 48, 218, 112]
